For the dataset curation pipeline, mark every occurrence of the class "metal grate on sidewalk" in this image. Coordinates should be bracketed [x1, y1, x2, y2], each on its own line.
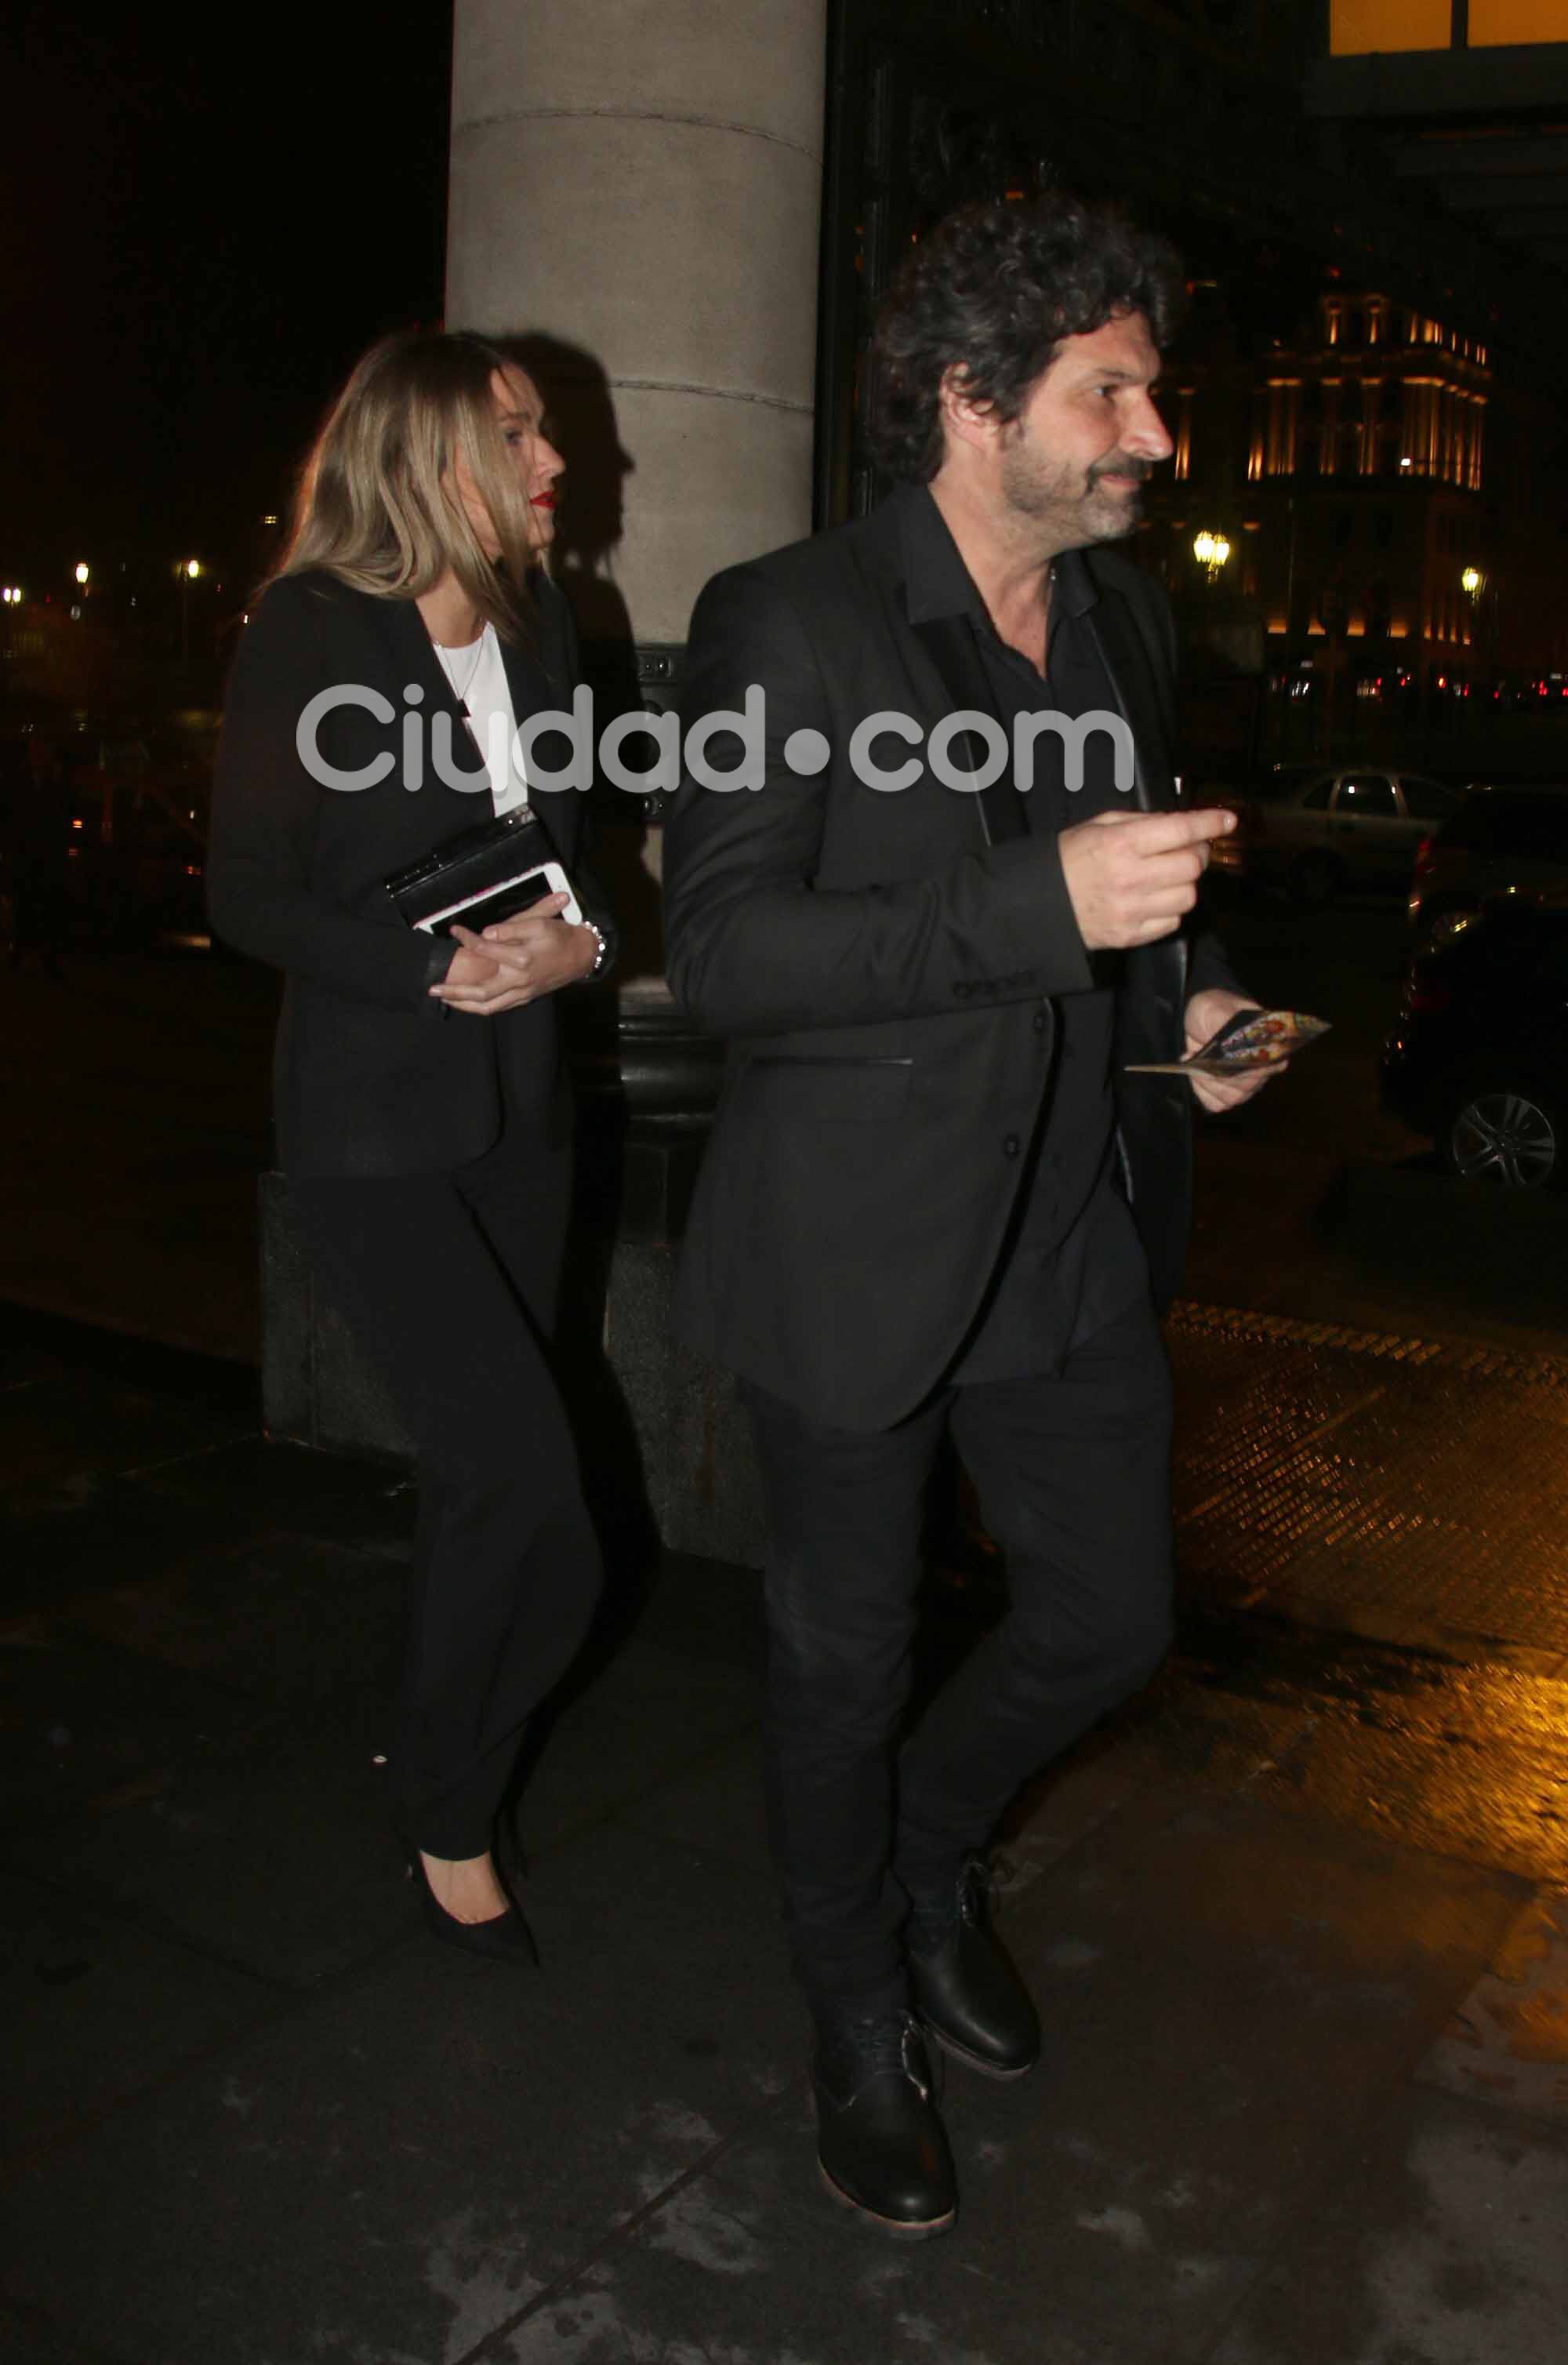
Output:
[1169, 1298, 1568, 1393]
[1166, 1300, 1568, 1655]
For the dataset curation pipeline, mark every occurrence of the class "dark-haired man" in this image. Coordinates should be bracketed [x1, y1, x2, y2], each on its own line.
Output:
[663, 196, 1276, 2237]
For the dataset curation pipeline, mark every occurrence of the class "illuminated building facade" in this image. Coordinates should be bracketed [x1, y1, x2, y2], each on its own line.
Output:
[1145, 285, 1502, 715]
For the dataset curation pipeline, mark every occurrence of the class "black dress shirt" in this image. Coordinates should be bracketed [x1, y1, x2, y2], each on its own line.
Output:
[899, 491, 1149, 1383]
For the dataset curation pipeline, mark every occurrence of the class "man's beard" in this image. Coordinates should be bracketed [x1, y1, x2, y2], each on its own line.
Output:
[999, 438, 1152, 547]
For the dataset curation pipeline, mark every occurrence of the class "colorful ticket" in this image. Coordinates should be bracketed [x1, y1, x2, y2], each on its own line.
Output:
[1127, 1008, 1330, 1077]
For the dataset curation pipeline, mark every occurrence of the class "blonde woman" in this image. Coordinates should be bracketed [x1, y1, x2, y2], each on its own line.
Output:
[209, 329, 616, 1959]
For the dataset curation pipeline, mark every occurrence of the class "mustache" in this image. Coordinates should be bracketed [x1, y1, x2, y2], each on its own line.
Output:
[1087, 455, 1152, 486]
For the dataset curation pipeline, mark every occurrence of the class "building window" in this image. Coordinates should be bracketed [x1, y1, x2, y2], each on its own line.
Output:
[1360, 378, 1382, 475]
[1265, 380, 1301, 476]
[1470, 1, 1568, 45]
[1174, 388, 1195, 482]
[1330, 1, 1450, 54]
[1402, 379, 1443, 475]
[1468, 399, 1486, 492]
[1319, 380, 1341, 476]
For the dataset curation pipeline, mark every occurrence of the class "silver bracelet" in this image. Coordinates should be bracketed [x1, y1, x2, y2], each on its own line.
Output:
[582, 921, 608, 978]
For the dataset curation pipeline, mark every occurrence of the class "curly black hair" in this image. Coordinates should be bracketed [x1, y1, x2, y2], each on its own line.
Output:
[868, 195, 1185, 483]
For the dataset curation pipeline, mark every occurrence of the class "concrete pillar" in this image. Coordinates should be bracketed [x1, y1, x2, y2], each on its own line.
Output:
[444, 8, 826, 1539]
[447, 0, 827, 648]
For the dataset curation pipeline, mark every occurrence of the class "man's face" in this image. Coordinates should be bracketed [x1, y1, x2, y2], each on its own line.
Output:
[994, 311, 1173, 550]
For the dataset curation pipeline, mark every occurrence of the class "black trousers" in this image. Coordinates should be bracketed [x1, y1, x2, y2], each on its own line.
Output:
[744, 1296, 1174, 2011]
[291, 1121, 602, 1858]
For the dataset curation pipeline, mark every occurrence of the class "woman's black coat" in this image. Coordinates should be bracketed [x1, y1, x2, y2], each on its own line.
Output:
[208, 569, 615, 1179]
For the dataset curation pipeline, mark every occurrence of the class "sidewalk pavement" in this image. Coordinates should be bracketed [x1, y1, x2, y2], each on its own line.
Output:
[3, 1297, 1568, 2365]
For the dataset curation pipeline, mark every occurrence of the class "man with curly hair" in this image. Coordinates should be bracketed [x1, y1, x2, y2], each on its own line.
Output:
[663, 194, 1273, 2236]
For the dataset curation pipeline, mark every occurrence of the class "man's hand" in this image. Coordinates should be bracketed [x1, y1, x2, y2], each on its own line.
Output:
[428, 894, 599, 1015]
[1059, 808, 1236, 951]
[1181, 987, 1279, 1114]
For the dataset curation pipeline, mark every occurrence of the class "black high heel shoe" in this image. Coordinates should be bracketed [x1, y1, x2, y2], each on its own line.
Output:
[407, 1850, 539, 1966]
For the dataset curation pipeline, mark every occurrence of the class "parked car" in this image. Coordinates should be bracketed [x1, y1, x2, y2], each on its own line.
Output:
[1381, 900, 1568, 1188]
[59, 733, 210, 944]
[1407, 782, 1568, 942]
[1208, 763, 1465, 907]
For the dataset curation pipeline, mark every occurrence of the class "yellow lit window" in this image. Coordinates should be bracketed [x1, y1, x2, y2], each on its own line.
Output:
[1330, 1, 1452, 53]
[1470, 2, 1568, 45]
[1174, 390, 1194, 483]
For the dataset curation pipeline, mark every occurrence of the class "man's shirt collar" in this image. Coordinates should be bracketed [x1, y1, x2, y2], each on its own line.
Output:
[896, 481, 1102, 629]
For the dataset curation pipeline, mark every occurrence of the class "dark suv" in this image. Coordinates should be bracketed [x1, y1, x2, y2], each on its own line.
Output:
[1381, 901, 1568, 1188]
[1408, 783, 1568, 943]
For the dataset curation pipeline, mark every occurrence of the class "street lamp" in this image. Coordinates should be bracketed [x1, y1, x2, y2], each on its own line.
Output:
[74, 561, 89, 586]
[1461, 566, 1483, 598]
[176, 558, 205, 663]
[1192, 529, 1231, 583]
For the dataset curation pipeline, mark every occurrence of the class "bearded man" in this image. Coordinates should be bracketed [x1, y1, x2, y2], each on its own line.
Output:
[662, 195, 1276, 2237]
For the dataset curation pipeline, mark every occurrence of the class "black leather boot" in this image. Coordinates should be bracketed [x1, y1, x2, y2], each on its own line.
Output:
[811, 2007, 957, 2237]
[905, 1855, 1040, 2080]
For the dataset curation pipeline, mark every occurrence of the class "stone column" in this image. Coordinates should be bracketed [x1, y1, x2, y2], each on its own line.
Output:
[445, 5, 822, 1562]
[446, 0, 827, 648]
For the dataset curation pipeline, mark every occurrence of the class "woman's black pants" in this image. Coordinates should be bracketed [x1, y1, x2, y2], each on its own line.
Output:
[290, 1123, 602, 1858]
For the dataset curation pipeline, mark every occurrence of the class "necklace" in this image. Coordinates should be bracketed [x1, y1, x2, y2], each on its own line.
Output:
[436, 627, 488, 709]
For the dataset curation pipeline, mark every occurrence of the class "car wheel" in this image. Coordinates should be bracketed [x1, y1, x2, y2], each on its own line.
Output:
[1444, 1081, 1564, 1190]
[1289, 851, 1341, 910]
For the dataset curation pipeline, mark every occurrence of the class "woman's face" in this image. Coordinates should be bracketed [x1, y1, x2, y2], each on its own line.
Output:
[454, 365, 564, 559]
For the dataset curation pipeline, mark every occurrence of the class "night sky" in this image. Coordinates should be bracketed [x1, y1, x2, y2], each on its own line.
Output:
[1, 2, 453, 593]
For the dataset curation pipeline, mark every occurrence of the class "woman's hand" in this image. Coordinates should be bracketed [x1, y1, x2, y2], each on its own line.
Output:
[428, 896, 600, 1015]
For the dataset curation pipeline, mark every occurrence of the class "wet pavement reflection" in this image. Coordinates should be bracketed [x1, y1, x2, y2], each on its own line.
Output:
[1144, 1302, 1568, 1886]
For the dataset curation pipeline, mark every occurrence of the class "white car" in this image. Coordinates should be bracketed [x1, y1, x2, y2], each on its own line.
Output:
[1210, 765, 1465, 908]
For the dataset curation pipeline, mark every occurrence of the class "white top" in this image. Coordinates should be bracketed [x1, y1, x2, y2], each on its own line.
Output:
[434, 623, 529, 817]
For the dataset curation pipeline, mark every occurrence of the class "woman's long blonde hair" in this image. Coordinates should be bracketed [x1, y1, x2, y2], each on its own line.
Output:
[269, 329, 540, 641]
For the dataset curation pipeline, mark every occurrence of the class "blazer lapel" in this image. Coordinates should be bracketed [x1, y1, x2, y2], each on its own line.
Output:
[905, 609, 1024, 849]
[854, 496, 1020, 852]
[1080, 578, 1177, 816]
[365, 593, 567, 803]
[1080, 565, 1192, 1008]
[366, 594, 491, 794]
[497, 626, 581, 866]
[849, 497, 956, 729]
[496, 616, 559, 731]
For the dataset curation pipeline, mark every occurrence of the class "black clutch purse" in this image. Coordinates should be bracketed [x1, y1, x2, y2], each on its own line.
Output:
[383, 806, 582, 939]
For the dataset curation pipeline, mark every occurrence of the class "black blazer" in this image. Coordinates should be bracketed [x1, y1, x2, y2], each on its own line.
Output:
[662, 484, 1243, 1431]
[208, 569, 615, 1179]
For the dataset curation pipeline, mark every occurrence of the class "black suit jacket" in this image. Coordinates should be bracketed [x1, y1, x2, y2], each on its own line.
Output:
[208, 568, 615, 1179]
[662, 483, 1243, 1431]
